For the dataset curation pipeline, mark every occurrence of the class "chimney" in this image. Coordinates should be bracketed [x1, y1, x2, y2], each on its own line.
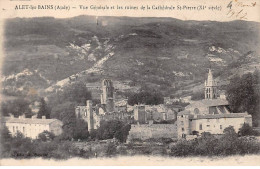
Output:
[31, 115, 37, 119]
[42, 116, 46, 119]
[19, 114, 25, 119]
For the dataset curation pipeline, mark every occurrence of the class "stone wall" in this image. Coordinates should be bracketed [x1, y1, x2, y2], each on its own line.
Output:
[127, 123, 177, 141]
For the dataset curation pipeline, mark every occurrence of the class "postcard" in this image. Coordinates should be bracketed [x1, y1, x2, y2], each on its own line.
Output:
[0, 0, 260, 166]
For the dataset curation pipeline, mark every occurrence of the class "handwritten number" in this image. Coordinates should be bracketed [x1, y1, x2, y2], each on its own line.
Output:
[227, 1, 232, 9]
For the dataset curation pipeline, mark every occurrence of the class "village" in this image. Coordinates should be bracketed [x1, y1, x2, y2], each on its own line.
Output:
[1, 69, 253, 142]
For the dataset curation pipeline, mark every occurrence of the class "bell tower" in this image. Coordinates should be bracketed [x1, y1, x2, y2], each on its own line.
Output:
[205, 69, 218, 99]
[100, 79, 115, 112]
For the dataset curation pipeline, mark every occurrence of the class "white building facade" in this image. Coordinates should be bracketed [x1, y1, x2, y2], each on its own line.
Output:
[2, 115, 63, 139]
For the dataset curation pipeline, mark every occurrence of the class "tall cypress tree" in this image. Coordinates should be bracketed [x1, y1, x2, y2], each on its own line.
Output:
[37, 98, 51, 119]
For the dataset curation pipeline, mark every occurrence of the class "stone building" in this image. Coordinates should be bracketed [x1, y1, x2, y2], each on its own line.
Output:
[75, 106, 87, 119]
[177, 69, 252, 139]
[134, 105, 146, 124]
[86, 100, 101, 131]
[1, 115, 63, 139]
[100, 79, 115, 113]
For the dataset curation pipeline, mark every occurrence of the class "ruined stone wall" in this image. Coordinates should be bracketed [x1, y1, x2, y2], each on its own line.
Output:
[127, 123, 177, 140]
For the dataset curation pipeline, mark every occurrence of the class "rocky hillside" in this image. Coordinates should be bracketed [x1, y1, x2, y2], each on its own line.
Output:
[2, 16, 260, 98]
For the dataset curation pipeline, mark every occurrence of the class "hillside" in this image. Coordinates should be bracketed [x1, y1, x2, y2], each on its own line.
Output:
[2, 16, 260, 99]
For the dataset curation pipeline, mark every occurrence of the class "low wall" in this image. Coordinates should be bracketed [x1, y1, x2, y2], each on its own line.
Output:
[128, 123, 177, 140]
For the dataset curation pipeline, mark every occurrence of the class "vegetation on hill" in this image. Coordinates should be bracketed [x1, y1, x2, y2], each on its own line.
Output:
[2, 16, 259, 99]
[226, 70, 260, 126]
[1, 98, 33, 117]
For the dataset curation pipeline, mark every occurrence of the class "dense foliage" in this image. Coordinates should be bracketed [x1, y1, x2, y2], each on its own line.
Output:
[91, 120, 131, 143]
[238, 123, 259, 136]
[1, 125, 260, 159]
[37, 98, 51, 119]
[1, 98, 33, 117]
[191, 91, 204, 100]
[127, 91, 164, 106]
[170, 126, 260, 156]
[226, 70, 260, 126]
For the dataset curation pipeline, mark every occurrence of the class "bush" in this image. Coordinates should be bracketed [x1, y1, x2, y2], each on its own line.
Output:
[170, 140, 196, 156]
[105, 142, 117, 157]
[239, 123, 259, 136]
[170, 126, 260, 156]
[38, 131, 55, 142]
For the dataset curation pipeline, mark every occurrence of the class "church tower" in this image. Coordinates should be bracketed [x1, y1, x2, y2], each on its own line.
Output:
[205, 69, 218, 99]
[100, 79, 115, 112]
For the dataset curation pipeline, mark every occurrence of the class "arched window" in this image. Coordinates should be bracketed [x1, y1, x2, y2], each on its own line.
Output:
[194, 108, 200, 114]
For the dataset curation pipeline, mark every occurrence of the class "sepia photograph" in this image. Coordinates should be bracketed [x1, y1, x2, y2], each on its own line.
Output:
[0, 0, 260, 166]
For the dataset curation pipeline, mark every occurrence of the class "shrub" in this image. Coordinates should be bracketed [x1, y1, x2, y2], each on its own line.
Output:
[170, 140, 196, 156]
[170, 126, 260, 156]
[105, 142, 117, 157]
[239, 123, 259, 136]
[38, 131, 55, 142]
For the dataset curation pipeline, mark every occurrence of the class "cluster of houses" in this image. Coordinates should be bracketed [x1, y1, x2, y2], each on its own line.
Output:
[1, 69, 252, 141]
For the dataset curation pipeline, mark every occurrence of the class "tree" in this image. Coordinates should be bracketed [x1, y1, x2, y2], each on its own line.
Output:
[238, 123, 258, 136]
[226, 70, 260, 126]
[61, 82, 92, 105]
[38, 131, 55, 142]
[37, 98, 51, 119]
[95, 120, 131, 143]
[0, 126, 12, 157]
[127, 91, 164, 106]
[1, 98, 32, 117]
[73, 119, 89, 140]
[58, 102, 77, 140]
[191, 91, 204, 100]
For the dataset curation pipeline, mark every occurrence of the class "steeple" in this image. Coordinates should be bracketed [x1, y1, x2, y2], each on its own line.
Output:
[205, 69, 218, 99]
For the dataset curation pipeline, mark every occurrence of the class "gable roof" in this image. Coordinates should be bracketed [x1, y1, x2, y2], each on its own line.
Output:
[192, 113, 251, 120]
[177, 110, 191, 116]
[186, 99, 229, 110]
[1, 117, 61, 125]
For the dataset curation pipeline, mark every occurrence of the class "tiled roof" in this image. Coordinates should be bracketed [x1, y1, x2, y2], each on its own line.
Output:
[1, 117, 61, 125]
[186, 99, 229, 110]
[192, 113, 251, 120]
[177, 110, 191, 116]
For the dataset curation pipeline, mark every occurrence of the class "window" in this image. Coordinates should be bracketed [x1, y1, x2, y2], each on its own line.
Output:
[207, 125, 210, 127]
[13, 126, 15, 132]
[199, 124, 202, 130]
[220, 125, 222, 129]
[182, 128, 184, 131]
[194, 108, 200, 114]
[181, 121, 184, 125]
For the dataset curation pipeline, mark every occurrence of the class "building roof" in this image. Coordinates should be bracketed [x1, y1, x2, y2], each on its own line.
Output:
[186, 99, 229, 110]
[192, 113, 251, 120]
[1, 117, 61, 125]
[177, 110, 191, 116]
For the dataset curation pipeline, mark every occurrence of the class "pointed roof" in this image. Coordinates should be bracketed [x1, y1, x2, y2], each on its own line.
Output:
[205, 69, 217, 86]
